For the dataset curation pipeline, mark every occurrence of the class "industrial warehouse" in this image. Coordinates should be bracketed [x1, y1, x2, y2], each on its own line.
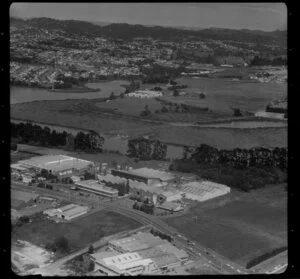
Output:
[44, 203, 89, 221]
[75, 180, 119, 199]
[11, 154, 231, 207]
[15, 155, 94, 177]
[89, 231, 189, 275]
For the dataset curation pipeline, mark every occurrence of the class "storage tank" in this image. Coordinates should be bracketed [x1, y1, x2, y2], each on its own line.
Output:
[117, 165, 121, 170]
[128, 167, 133, 172]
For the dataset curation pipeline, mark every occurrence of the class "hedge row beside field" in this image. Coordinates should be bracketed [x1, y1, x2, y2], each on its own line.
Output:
[246, 246, 287, 269]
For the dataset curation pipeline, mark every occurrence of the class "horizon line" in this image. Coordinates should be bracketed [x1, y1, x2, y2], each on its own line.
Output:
[10, 15, 287, 33]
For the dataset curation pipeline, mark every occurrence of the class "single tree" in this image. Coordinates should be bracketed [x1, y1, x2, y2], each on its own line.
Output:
[88, 244, 94, 254]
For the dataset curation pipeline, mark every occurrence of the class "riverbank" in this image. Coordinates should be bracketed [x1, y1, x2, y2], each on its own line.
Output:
[11, 98, 287, 150]
[49, 86, 101, 93]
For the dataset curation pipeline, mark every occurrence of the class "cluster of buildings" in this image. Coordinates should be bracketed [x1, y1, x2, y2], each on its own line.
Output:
[90, 231, 189, 275]
[10, 62, 63, 88]
[11, 154, 231, 211]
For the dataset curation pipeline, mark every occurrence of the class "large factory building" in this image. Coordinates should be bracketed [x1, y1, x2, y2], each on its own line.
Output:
[16, 155, 94, 177]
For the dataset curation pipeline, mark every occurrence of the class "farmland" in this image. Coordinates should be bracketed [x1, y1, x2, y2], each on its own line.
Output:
[174, 77, 287, 114]
[165, 184, 287, 267]
[11, 97, 287, 150]
[152, 126, 287, 149]
[12, 211, 141, 255]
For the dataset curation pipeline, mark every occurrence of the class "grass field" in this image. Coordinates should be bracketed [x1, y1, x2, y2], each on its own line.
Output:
[175, 77, 287, 114]
[165, 184, 287, 267]
[95, 97, 226, 122]
[11, 99, 287, 149]
[11, 151, 36, 164]
[153, 126, 287, 149]
[12, 211, 141, 254]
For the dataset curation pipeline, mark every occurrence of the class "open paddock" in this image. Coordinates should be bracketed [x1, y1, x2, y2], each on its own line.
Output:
[165, 184, 287, 267]
[12, 211, 141, 256]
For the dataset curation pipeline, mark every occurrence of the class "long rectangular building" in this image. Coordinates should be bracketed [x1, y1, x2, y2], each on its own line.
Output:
[17, 155, 94, 177]
[75, 180, 119, 198]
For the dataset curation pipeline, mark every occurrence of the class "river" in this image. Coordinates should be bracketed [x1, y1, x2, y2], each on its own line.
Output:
[10, 80, 129, 104]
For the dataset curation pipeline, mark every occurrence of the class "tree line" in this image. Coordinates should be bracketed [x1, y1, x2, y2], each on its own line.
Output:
[169, 144, 287, 192]
[132, 201, 154, 215]
[150, 228, 173, 242]
[127, 138, 167, 160]
[246, 247, 287, 269]
[250, 56, 287, 66]
[189, 144, 287, 170]
[11, 122, 104, 153]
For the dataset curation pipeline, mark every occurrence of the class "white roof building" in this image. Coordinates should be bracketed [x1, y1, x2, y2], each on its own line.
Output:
[75, 180, 119, 198]
[44, 203, 89, 220]
[92, 252, 157, 276]
[127, 90, 163, 99]
[18, 155, 94, 175]
[180, 181, 230, 202]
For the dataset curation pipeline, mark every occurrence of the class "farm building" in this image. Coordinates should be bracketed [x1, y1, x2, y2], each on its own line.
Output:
[75, 180, 119, 198]
[179, 181, 230, 202]
[43, 203, 89, 220]
[17, 155, 94, 177]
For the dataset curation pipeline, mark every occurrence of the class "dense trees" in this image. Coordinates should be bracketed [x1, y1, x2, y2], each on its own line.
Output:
[232, 108, 243, 117]
[132, 201, 154, 215]
[46, 236, 70, 254]
[40, 169, 57, 180]
[169, 143, 287, 192]
[11, 122, 66, 147]
[127, 138, 167, 160]
[170, 160, 287, 192]
[187, 144, 288, 170]
[88, 245, 94, 254]
[250, 55, 287, 66]
[124, 80, 140, 94]
[108, 92, 116, 100]
[11, 122, 104, 153]
[150, 228, 173, 242]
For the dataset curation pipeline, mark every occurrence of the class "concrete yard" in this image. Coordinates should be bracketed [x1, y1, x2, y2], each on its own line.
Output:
[12, 240, 54, 273]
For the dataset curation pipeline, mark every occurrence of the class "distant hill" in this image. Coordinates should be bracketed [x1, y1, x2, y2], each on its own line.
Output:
[10, 16, 286, 46]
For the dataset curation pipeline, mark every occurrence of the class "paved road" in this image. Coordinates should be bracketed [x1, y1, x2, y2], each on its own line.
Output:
[12, 182, 245, 274]
[102, 204, 247, 274]
[23, 226, 146, 276]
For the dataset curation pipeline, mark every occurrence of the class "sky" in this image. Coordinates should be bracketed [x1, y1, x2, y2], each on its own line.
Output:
[10, 3, 287, 32]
